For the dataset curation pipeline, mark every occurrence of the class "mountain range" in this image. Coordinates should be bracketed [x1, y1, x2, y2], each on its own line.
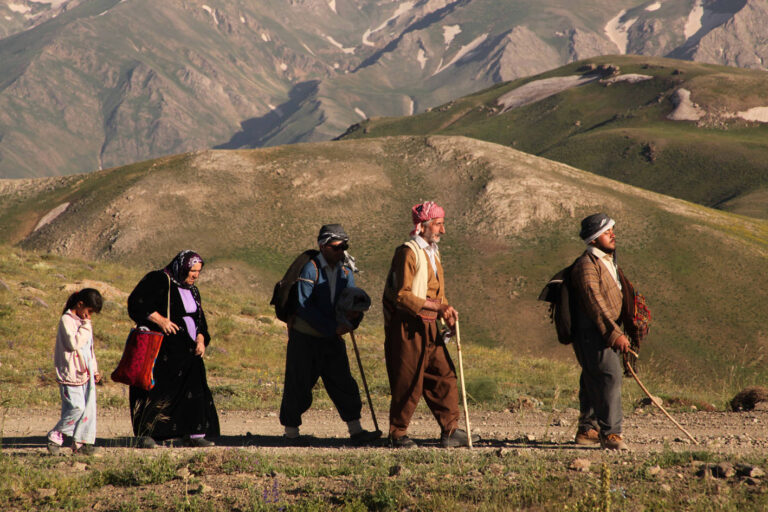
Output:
[340, 55, 768, 219]
[2, 0, 768, 178]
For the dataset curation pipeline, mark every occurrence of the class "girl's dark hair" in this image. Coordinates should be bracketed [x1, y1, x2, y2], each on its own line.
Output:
[62, 288, 103, 315]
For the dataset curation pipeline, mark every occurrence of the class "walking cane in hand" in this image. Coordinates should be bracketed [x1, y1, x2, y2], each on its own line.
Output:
[453, 319, 473, 448]
[625, 349, 698, 445]
[349, 331, 381, 435]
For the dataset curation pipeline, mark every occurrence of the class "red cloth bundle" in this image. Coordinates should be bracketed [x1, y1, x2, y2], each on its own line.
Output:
[111, 329, 164, 390]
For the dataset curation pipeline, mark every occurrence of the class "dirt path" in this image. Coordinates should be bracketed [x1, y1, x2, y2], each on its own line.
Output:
[4, 407, 767, 454]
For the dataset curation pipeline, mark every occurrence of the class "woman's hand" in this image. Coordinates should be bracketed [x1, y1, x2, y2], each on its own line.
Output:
[94, 370, 102, 383]
[194, 334, 206, 357]
[148, 312, 179, 335]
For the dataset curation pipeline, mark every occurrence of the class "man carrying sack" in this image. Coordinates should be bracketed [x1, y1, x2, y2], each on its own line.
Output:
[382, 201, 474, 448]
[570, 213, 631, 451]
[278, 224, 380, 445]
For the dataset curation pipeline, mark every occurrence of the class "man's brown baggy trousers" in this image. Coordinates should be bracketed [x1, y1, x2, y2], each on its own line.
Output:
[385, 310, 459, 438]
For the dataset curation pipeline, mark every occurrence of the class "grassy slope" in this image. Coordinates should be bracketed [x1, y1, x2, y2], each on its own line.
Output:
[340, 55, 768, 218]
[0, 136, 766, 412]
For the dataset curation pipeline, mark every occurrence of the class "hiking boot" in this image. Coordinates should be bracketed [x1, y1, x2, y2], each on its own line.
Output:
[350, 429, 382, 446]
[575, 429, 600, 446]
[599, 433, 629, 451]
[74, 444, 100, 456]
[135, 436, 157, 449]
[440, 428, 480, 448]
[184, 436, 215, 448]
[389, 435, 417, 449]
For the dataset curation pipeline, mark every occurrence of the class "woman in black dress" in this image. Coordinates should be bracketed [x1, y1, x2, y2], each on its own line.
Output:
[127, 250, 219, 447]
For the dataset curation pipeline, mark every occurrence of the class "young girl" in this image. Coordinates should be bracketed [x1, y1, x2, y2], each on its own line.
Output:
[48, 288, 103, 455]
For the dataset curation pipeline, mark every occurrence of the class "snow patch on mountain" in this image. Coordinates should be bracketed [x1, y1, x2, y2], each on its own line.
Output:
[443, 24, 461, 45]
[8, 3, 31, 14]
[29, 0, 69, 6]
[497, 75, 597, 112]
[326, 35, 356, 54]
[362, 1, 415, 46]
[354, 108, 367, 119]
[302, 43, 316, 56]
[603, 73, 653, 84]
[604, 9, 636, 54]
[201, 5, 220, 25]
[261, 33, 271, 42]
[417, 48, 427, 69]
[432, 33, 488, 76]
[684, 1, 703, 39]
[328, 0, 336, 14]
[645, 2, 661, 11]
[667, 88, 704, 121]
[737, 107, 768, 122]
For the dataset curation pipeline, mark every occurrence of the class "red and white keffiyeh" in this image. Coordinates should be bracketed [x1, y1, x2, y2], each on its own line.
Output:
[410, 201, 445, 236]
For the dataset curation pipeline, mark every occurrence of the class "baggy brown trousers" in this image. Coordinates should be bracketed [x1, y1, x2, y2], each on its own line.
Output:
[384, 309, 459, 438]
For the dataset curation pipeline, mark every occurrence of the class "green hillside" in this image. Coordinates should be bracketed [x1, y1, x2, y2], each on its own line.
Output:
[339, 56, 768, 219]
[1, 136, 766, 410]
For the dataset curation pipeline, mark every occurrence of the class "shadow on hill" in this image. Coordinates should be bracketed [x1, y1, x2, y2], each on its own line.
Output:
[214, 81, 320, 149]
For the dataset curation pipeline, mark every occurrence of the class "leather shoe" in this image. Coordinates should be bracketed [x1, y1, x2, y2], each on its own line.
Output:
[440, 428, 480, 448]
[184, 436, 214, 447]
[135, 436, 157, 449]
[575, 429, 600, 445]
[389, 435, 417, 448]
[599, 433, 629, 451]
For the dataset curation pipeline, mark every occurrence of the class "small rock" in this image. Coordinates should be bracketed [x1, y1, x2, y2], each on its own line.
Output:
[570, 459, 591, 472]
[37, 488, 57, 499]
[468, 470, 483, 478]
[176, 467, 191, 480]
[736, 464, 765, 478]
[494, 448, 508, 458]
[707, 462, 736, 479]
[647, 465, 662, 477]
[525, 434, 536, 442]
[746, 477, 762, 486]
[660, 484, 672, 492]
[269, 470, 284, 479]
[194, 483, 213, 495]
[71, 462, 88, 471]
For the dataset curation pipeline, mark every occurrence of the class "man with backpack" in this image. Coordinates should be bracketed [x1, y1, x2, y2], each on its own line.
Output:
[570, 213, 631, 451]
[382, 202, 475, 448]
[277, 224, 380, 445]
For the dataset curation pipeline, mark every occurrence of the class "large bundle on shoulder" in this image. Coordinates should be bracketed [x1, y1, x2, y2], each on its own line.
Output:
[270, 250, 320, 322]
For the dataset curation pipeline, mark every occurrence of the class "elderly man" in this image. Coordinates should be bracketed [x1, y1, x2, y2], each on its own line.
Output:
[570, 213, 631, 451]
[279, 224, 380, 445]
[382, 202, 474, 448]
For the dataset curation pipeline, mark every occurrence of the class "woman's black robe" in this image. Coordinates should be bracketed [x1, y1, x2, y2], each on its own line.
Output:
[127, 270, 220, 440]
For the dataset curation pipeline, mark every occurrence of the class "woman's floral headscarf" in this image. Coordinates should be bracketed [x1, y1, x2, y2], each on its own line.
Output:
[163, 250, 204, 289]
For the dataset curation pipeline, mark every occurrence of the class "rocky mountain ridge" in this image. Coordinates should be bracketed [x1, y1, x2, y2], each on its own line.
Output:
[1, 0, 767, 178]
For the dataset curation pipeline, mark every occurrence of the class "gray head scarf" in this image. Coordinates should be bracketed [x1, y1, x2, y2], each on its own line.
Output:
[579, 213, 615, 244]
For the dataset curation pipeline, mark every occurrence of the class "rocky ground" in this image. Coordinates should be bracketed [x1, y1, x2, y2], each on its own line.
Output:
[4, 407, 767, 455]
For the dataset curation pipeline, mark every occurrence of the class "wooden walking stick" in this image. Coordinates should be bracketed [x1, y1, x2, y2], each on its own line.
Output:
[626, 349, 698, 445]
[349, 331, 380, 434]
[454, 319, 473, 448]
